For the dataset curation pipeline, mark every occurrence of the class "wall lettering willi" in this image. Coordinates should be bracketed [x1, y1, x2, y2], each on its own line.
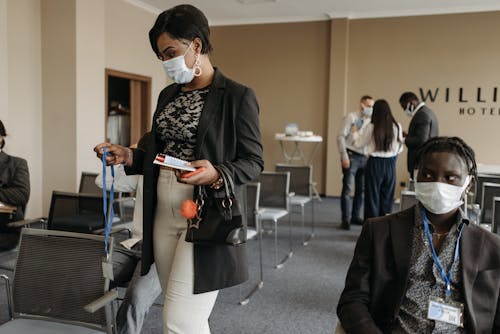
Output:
[418, 87, 500, 116]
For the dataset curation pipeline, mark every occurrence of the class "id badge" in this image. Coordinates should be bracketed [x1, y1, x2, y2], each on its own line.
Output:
[102, 256, 114, 280]
[427, 296, 464, 327]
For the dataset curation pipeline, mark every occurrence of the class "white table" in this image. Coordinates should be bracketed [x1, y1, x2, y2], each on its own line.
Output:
[274, 133, 323, 165]
[477, 163, 500, 175]
[274, 133, 323, 201]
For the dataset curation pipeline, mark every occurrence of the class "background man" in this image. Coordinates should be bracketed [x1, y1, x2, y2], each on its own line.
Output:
[337, 95, 374, 230]
[399, 91, 439, 180]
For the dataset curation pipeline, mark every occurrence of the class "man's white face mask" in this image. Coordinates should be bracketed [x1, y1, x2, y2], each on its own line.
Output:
[415, 175, 471, 214]
[404, 102, 415, 117]
[362, 106, 373, 117]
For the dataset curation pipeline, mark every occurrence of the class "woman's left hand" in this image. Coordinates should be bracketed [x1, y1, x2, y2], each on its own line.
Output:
[174, 159, 219, 186]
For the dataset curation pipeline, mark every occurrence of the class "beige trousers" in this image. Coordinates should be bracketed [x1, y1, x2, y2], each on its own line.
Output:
[153, 170, 218, 334]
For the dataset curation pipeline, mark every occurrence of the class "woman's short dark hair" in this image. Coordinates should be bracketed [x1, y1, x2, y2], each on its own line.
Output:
[149, 4, 213, 56]
[0, 120, 6, 149]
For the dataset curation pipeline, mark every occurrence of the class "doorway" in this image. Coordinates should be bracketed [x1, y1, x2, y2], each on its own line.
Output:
[105, 69, 151, 146]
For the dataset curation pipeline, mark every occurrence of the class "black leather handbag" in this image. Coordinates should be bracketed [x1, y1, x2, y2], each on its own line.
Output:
[185, 165, 246, 245]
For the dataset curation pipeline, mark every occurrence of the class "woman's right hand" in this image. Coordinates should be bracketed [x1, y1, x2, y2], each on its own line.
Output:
[94, 143, 131, 166]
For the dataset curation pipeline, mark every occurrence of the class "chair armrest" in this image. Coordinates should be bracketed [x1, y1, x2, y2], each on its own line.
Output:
[6, 217, 47, 229]
[84, 288, 119, 313]
[288, 192, 296, 197]
[113, 197, 135, 204]
[93, 226, 132, 238]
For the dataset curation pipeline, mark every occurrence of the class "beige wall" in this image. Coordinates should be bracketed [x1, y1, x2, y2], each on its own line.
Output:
[3, 2, 500, 216]
[212, 11, 500, 197]
[105, 0, 166, 126]
[41, 0, 77, 212]
[2, 0, 164, 215]
[211, 22, 330, 193]
[334, 11, 500, 196]
[2, 0, 43, 217]
[326, 19, 350, 196]
[76, 0, 105, 183]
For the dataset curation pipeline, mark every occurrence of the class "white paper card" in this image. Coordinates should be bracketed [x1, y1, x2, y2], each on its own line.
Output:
[153, 153, 195, 171]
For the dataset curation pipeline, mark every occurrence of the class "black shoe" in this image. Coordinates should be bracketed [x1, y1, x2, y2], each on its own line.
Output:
[350, 218, 364, 225]
[340, 222, 350, 230]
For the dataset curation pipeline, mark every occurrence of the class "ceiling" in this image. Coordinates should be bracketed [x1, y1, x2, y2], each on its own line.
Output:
[128, 0, 500, 26]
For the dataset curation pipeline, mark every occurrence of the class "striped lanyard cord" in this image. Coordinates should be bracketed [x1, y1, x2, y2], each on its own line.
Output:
[101, 147, 115, 256]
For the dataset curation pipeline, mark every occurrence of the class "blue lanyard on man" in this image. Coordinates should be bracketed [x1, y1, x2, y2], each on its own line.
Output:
[421, 207, 465, 298]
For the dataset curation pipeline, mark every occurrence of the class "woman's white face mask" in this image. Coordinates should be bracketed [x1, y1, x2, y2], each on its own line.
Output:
[415, 175, 471, 214]
[162, 42, 197, 84]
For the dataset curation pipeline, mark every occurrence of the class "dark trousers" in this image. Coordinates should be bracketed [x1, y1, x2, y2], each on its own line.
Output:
[364, 156, 396, 220]
[341, 151, 367, 224]
[0, 227, 20, 251]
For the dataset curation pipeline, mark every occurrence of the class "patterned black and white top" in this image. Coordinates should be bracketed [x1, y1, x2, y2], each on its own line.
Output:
[155, 88, 210, 161]
[393, 204, 466, 334]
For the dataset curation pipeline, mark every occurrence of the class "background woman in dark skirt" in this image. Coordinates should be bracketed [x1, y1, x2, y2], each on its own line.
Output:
[353, 99, 403, 220]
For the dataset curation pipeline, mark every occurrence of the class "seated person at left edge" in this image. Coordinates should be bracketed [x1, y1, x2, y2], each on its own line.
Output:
[337, 136, 500, 333]
[0, 119, 30, 251]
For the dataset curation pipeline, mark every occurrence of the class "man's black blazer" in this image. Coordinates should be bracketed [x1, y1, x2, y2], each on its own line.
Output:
[0, 151, 30, 221]
[405, 105, 439, 174]
[337, 206, 500, 333]
[126, 68, 264, 294]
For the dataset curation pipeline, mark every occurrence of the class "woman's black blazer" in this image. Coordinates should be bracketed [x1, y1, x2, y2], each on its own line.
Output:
[126, 68, 264, 293]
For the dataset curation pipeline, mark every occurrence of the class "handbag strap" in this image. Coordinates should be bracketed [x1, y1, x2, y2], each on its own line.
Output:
[216, 165, 235, 198]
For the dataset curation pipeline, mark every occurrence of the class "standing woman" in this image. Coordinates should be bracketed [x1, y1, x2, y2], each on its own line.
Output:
[0, 120, 30, 250]
[94, 4, 263, 333]
[353, 99, 403, 220]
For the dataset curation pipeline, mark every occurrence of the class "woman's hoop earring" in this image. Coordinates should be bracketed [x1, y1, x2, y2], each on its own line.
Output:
[193, 54, 202, 77]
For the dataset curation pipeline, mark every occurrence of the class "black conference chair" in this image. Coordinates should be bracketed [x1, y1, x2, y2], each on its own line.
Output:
[0, 228, 118, 333]
[474, 174, 500, 204]
[258, 171, 292, 269]
[79, 172, 102, 195]
[275, 164, 315, 246]
[81, 171, 136, 227]
[492, 196, 500, 235]
[48, 191, 106, 233]
[480, 182, 500, 224]
[239, 182, 264, 305]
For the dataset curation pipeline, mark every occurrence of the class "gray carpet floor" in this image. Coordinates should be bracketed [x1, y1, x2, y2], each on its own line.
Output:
[0, 197, 363, 334]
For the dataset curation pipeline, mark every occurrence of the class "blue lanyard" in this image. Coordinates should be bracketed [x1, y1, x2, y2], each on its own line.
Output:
[101, 147, 115, 255]
[421, 208, 464, 297]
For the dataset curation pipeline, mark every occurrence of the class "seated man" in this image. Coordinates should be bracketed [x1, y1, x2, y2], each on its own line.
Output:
[337, 136, 500, 333]
[0, 120, 30, 251]
[96, 132, 161, 334]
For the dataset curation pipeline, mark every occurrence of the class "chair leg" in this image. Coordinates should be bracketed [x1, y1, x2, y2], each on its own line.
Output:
[276, 215, 293, 269]
[303, 200, 315, 245]
[239, 216, 264, 305]
[301, 204, 308, 246]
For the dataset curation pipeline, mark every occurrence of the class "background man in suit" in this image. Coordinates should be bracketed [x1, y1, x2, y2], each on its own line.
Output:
[337, 137, 500, 333]
[399, 91, 439, 179]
